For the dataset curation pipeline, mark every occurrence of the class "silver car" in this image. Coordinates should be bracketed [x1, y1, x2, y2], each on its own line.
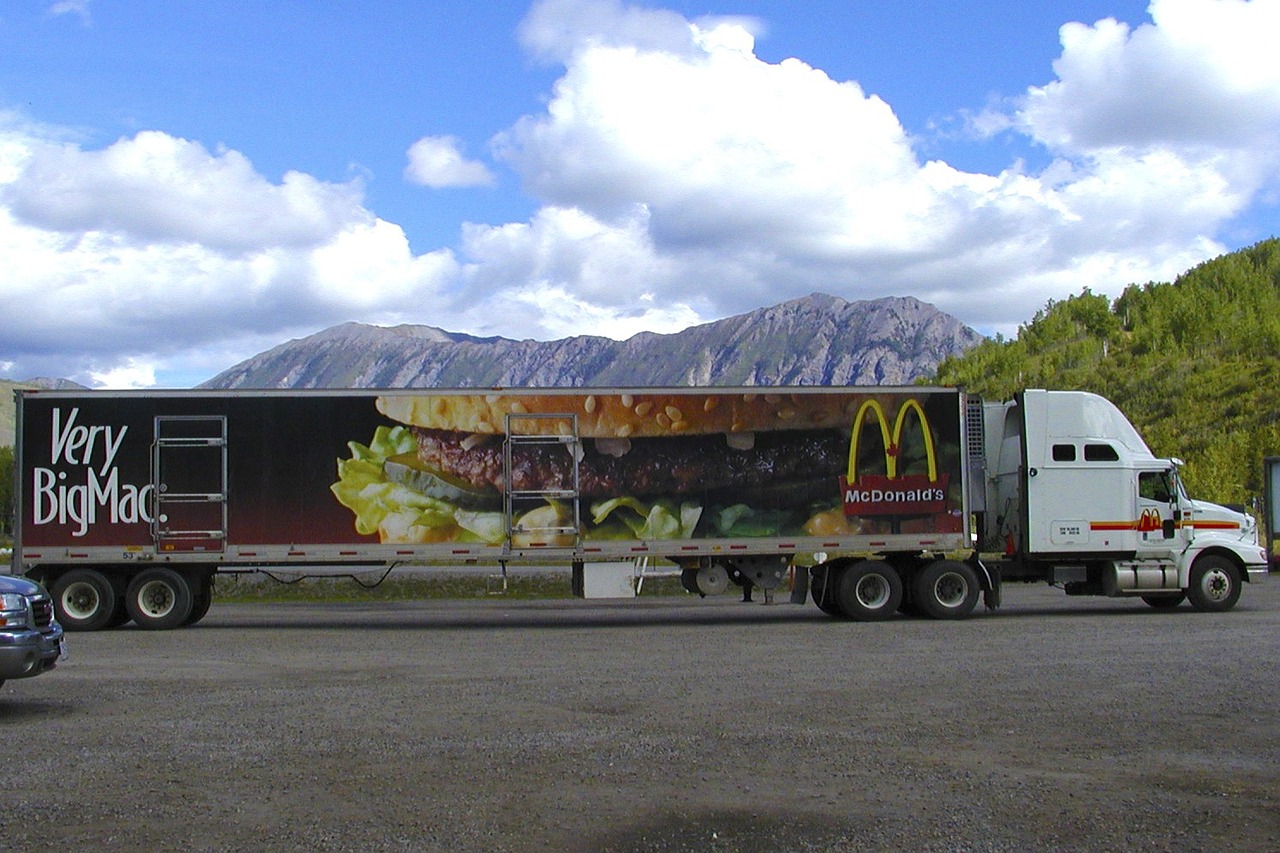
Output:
[0, 573, 66, 687]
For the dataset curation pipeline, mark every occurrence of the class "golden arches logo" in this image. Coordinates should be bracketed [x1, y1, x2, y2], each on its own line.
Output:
[846, 398, 938, 482]
[1138, 508, 1164, 533]
[839, 397, 950, 518]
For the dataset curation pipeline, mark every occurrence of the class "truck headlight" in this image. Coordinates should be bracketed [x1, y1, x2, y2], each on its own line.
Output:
[0, 593, 32, 629]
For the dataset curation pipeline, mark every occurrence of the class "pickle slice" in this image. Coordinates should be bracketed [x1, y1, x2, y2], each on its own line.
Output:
[384, 453, 501, 509]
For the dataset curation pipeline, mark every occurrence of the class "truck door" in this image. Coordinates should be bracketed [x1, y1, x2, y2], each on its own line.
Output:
[152, 416, 228, 553]
[1134, 468, 1181, 561]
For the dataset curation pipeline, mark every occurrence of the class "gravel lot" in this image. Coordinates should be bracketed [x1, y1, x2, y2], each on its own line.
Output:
[3, 576, 1278, 852]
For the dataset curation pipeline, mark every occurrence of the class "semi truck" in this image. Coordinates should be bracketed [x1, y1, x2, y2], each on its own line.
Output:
[9, 386, 1267, 630]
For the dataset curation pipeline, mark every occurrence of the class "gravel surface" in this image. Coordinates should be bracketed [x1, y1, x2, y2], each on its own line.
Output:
[3, 577, 1278, 852]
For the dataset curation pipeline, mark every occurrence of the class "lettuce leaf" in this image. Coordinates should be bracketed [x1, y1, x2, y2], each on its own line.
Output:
[590, 497, 703, 540]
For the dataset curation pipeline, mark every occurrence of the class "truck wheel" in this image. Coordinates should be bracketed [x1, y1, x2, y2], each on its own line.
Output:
[50, 569, 119, 632]
[184, 576, 214, 625]
[1186, 556, 1242, 613]
[914, 560, 980, 620]
[835, 561, 902, 622]
[694, 564, 730, 596]
[1141, 592, 1185, 609]
[125, 568, 194, 630]
[810, 565, 845, 617]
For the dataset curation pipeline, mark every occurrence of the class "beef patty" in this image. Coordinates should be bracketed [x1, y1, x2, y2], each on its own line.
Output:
[412, 427, 849, 501]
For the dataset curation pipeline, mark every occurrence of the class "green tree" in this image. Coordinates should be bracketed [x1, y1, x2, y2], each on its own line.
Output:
[931, 238, 1280, 506]
[0, 445, 13, 540]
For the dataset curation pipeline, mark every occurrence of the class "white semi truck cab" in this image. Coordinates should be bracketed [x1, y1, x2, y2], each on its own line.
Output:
[979, 390, 1268, 610]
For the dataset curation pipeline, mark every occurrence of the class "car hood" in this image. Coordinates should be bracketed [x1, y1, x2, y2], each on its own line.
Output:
[0, 573, 44, 596]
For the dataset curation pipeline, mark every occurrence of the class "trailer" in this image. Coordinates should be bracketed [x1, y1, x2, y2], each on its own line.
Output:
[10, 386, 1266, 630]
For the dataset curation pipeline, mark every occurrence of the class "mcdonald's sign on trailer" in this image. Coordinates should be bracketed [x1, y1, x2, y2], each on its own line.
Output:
[838, 394, 962, 530]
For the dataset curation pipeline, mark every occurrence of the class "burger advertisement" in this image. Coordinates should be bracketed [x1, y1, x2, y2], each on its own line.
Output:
[331, 389, 965, 545]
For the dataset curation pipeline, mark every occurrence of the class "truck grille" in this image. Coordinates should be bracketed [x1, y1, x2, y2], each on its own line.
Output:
[31, 596, 55, 629]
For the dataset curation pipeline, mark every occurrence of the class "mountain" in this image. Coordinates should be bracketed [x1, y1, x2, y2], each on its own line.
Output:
[22, 377, 90, 391]
[1, 378, 90, 446]
[0, 381, 29, 447]
[202, 294, 983, 389]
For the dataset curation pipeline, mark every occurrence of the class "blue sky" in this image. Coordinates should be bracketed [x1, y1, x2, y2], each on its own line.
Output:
[1, 0, 1277, 387]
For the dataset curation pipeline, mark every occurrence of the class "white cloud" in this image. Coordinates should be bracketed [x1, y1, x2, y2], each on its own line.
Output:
[89, 357, 155, 390]
[404, 136, 495, 189]
[488, 0, 1279, 333]
[451, 204, 700, 339]
[517, 0, 708, 64]
[0, 122, 462, 387]
[47, 1, 91, 25]
[1020, 0, 1280, 153]
[497, 20, 928, 259]
[1, 131, 370, 254]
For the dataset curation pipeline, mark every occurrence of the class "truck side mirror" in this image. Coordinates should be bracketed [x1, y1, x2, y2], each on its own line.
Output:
[1163, 519, 1176, 539]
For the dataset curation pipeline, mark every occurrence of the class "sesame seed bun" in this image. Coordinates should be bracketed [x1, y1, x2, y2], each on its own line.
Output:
[375, 390, 864, 438]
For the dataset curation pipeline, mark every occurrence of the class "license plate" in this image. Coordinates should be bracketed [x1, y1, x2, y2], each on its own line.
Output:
[58, 637, 68, 661]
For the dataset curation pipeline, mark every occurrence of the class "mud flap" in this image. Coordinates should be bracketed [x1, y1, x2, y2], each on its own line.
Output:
[983, 585, 1001, 610]
[789, 565, 809, 604]
[976, 558, 1001, 611]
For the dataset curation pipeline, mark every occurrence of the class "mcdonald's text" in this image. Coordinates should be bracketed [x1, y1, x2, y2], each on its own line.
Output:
[839, 473, 950, 516]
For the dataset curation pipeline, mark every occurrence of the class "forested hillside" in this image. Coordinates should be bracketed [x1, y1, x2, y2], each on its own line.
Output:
[932, 239, 1280, 505]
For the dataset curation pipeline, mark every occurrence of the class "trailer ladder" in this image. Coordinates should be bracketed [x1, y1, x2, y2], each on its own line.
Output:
[504, 412, 581, 550]
[152, 416, 228, 553]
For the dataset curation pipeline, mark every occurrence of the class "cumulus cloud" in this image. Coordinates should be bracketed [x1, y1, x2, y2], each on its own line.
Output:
[498, 25, 923, 254]
[2, 131, 371, 254]
[1019, 0, 1280, 153]
[517, 0, 712, 63]
[404, 136, 495, 188]
[489, 0, 1279, 331]
[0, 121, 461, 386]
[488, 0, 1264, 332]
[451, 204, 704, 338]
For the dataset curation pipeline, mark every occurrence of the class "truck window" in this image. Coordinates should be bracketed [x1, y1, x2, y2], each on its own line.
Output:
[1084, 444, 1119, 462]
[1052, 444, 1076, 462]
[1139, 471, 1173, 503]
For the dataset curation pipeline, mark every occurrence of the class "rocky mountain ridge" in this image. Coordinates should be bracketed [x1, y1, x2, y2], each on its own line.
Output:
[202, 294, 983, 389]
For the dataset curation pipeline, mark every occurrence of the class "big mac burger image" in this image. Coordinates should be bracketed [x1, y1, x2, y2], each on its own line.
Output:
[331, 390, 959, 544]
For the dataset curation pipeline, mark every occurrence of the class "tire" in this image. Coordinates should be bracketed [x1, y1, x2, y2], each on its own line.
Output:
[694, 564, 730, 596]
[914, 560, 980, 620]
[1186, 556, 1242, 613]
[184, 575, 214, 625]
[810, 565, 845, 617]
[1141, 592, 1185, 609]
[50, 569, 119, 632]
[835, 560, 902, 622]
[125, 568, 194, 630]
